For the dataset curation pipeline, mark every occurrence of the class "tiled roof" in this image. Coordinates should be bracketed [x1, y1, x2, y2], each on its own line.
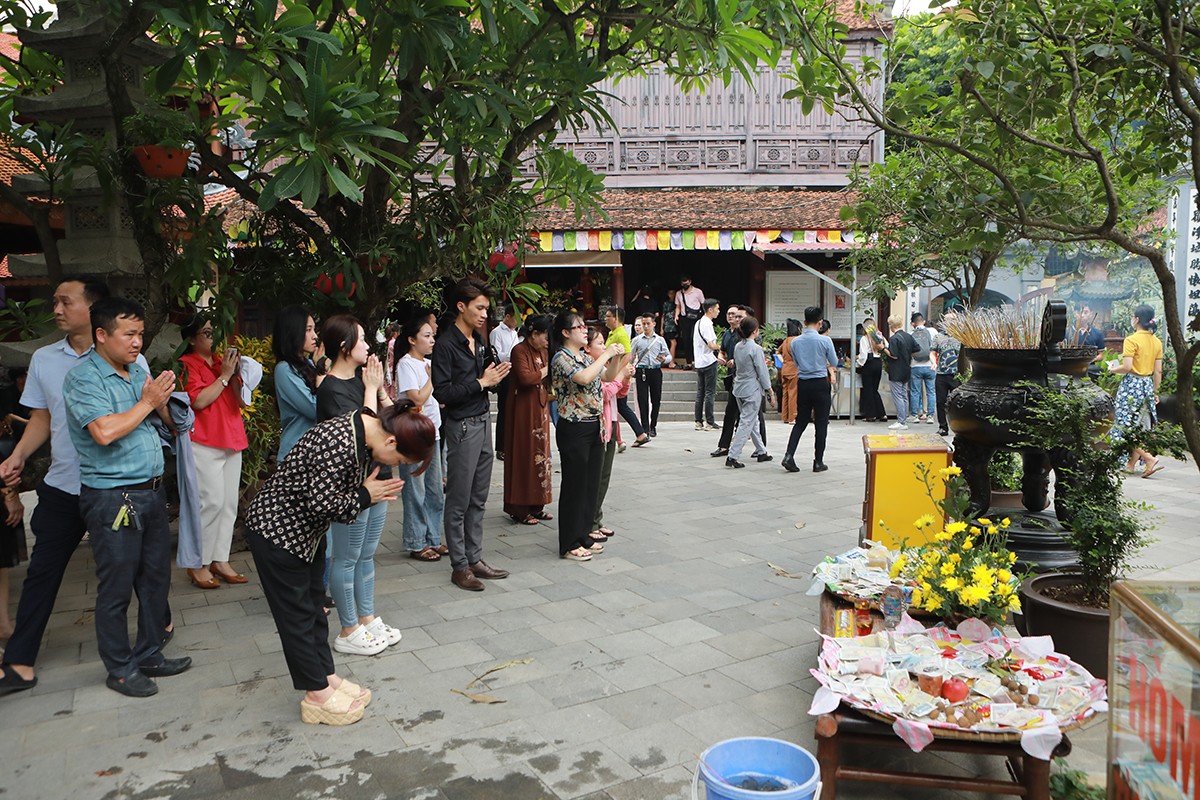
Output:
[528, 188, 855, 232]
[0, 32, 18, 62]
[836, 0, 892, 32]
[0, 138, 25, 187]
[0, 255, 11, 279]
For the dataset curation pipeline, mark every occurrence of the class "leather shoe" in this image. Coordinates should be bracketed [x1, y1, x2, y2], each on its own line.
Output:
[106, 670, 158, 698]
[187, 568, 220, 590]
[451, 568, 485, 591]
[470, 561, 509, 580]
[140, 656, 193, 677]
[813, 461, 829, 473]
[725, 458, 745, 469]
[781, 457, 800, 473]
[710, 448, 728, 458]
[755, 454, 774, 463]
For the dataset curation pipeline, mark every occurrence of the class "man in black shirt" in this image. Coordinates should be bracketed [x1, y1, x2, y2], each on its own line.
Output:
[432, 279, 511, 591]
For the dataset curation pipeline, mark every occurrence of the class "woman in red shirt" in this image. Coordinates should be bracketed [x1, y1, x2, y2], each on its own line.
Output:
[180, 316, 250, 589]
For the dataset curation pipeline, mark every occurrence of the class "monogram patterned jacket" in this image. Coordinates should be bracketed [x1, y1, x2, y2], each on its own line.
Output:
[246, 411, 372, 561]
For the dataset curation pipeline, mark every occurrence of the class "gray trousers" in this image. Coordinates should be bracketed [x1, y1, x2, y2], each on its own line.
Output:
[592, 421, 618, 529]
[729, 394, 767, 461]
[443, 413, 493, 571]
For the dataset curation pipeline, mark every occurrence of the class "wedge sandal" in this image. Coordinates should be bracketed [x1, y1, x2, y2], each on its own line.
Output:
[300, 689, 365, 726]
[335, 679, 372, 707]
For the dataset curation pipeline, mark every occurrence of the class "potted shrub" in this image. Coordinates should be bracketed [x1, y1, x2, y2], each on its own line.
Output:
[123, 110, 195, 178]
[987, 450, 1023, 509]
[1011, 380, 1187, 678]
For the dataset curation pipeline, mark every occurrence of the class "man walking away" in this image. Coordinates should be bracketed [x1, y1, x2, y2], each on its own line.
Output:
[884, 315, 915, 430]
[490, 302, 519, 460]
[932, 321, 962, 437]
[782, 306, 838, 474]
[604, 306, 648, 446]
[908, 312, 936, 423]
[693, 299, 721, 431]
[631, 314, 670, 437]
[433, 279, 511, 592]
[63, 297, 191, 697]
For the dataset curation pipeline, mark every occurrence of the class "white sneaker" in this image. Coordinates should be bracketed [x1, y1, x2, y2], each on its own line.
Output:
[888, 422, 904, 429]
[897, 423, 909, 430]
[924, 417, 935, 424]
[365, 617, 403, 647]
[333, 625, 388, 655]
[695, 422, 705, 431]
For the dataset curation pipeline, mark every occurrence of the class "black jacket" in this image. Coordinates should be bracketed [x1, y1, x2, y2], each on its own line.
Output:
[884, 330, 915, 383]
[432, 324, 497, 420]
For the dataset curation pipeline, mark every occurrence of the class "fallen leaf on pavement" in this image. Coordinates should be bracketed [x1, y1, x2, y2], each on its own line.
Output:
[768, 562, 804, 579]
[794, 521, 806, 529]
[466, 658, 532, 689]
[451, 689, 506, 704]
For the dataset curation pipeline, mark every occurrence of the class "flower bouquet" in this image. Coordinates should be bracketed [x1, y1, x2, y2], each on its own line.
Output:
[890, 465, 1025, 628]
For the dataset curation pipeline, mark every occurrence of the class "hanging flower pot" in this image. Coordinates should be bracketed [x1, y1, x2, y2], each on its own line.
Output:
[133, 145, 192, 179]
[314, 274, 334, 296]
[333, 271, 357, 299]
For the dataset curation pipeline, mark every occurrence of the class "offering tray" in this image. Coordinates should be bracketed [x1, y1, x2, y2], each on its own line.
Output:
[809, 620, 1106, 747]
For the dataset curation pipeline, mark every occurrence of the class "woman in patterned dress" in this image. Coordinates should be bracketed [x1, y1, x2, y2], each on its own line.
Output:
[1107, 304, 1165, 477]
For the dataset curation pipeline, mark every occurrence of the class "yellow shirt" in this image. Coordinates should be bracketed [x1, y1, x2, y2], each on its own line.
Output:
[605, 325, 632, 354]
[1122, 329, 1162, 376]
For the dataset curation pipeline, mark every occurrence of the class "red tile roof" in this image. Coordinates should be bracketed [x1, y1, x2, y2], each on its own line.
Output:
[0, 32, 18, 63]
[0, 255, 11, 279]
[529, 188, 855, 232]
[836, 0, 892, 32]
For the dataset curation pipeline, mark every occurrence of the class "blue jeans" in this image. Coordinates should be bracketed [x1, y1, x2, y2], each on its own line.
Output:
[79, 485, 171, 679]
[399, 452, 444, 552]
[909, 365, 936, 417]
[329, 500, 388, 628]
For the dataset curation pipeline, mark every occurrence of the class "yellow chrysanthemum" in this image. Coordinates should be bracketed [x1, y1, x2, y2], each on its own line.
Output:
[938, 466, 962, 478]
[913, 514, 936, 529]
[945, 521, 968, 535]
[978, 518, 992, 526]
[949, 553, 962, 564]
[920, 582, 933, 596]
[940, 562, 956, 576]
[1001, 517, 1012, 527]
[962, 539, 974, 551]
[971, 564, 994, 585]
[927, 591, 945, 608]
[934, 531, 952, 542]
[997, 568, 1012, 584]
[911, 587, 923, 606]
[1007, 595, 1022, 612]
[942, 576, 962, 592]
[997, 582, 1014, 597]
[889, 555, 907, 578]
[987, 525, 999, 536]
[1007, 551, 1018, 564]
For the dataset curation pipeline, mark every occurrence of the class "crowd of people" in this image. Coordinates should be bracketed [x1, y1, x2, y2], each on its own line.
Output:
[0, 271, 1170, 728]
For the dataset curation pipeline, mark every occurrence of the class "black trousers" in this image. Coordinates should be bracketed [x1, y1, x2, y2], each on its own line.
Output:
[555, 419, 603, 555]
[718, 375, 767, 450]
[858, 357, 886, 418]
[494, 375, 511, 452]
[248, 533, 335, 691]
[3, 484, 89, 667]
[935, 373, 956, 430]
[678, 317, 697, 363]
[786, 378, 832, 462]
[635, 368, 663, 432]
[616, 395, 645, 438]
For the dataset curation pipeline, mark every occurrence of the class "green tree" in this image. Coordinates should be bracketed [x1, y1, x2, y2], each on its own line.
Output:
[1, 0, 782, 338]
[789, 0, 1200, 472]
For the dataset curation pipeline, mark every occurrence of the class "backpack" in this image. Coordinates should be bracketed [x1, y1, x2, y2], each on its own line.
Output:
[910, 326, 932, 362]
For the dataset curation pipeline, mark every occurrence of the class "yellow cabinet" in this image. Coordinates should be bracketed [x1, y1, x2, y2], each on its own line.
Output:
[862, 433, 952, 549]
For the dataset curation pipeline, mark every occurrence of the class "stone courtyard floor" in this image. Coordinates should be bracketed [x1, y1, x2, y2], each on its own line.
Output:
[2, 418, 1197, 799]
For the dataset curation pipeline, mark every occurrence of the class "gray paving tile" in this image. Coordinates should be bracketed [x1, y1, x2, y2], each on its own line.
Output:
[594, 684, 693, 729]
[526, 741, 641, 799]
[651, 640, 738, 676]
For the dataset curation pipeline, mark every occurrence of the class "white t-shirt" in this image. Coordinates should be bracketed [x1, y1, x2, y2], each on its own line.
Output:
[395, 353, 441, 437]
[694, 315, 717, 369]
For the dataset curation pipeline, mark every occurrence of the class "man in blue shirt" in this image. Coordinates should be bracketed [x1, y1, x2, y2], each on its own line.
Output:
[782, 306, 839, 474]
[63, 297, 190, 697]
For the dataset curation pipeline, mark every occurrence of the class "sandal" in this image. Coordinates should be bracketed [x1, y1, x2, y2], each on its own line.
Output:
[334, 678, 372, 707]
[589, 542, 606, 553]
[300, 689, 366, 726]
[1142, 461, 1166, 478]
[561, 548, 593, 562]
[512, 515, 541, 525]
[434, 544, 449, 555]
[597, 527, 615, 537]
[0, 663, 37, 695]
[632, 435, 649, 447]
[589, 531, 608, 542]
[532, 511, 554, 521]
[409, 547, 441, 562]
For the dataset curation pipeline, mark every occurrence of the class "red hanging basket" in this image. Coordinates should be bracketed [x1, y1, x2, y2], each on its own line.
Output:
[133, 145, 192, 179]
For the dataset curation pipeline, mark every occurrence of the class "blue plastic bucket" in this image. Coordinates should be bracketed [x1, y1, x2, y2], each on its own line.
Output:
[695, 737, 820, 800]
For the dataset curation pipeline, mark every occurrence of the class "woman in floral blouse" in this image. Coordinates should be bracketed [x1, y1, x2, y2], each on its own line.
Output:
[245, 402, 434, 726]
[549, 312, 623, 562]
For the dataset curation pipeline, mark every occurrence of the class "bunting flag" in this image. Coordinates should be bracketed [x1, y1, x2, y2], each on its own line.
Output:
[767, 229, 781, 242]
[843, 231, 856, 244]
[613, 230, 625, 250]
[817, 230, 829, 242]
[743, 231, 757, 249]
[781, 231, 793, 243]
[575, 231, 589, 251]
[529, 229, 857, 252]
[719, 230, 732, 250]
[657, 230, 671, 250]
[731, 230, 744, 250]
[756, 230, 770, 244]
[563, 231, 576, 250]
[599, 230, 612, 251]
[706, 230, 719, 249]
[539, 231, 553, 251]
[646, 230, 658, 250]
[588, 231, 600, 250]
[804, 230, 817, 243]
[828, 230, 842, 243]
[634, 230, 647, 249]
[553, 232, 565, 251]
[695, 230, 707, 250]
[673, 230, 685, 250]
[682, 230, 694, 249]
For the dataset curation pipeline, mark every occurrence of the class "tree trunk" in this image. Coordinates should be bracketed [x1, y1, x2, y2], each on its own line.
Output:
[968, 252, 1000, 307]
[1145, 249, 1200, 473]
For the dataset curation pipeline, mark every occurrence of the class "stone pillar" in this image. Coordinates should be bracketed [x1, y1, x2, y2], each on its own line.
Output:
[612, 265, 625, 309]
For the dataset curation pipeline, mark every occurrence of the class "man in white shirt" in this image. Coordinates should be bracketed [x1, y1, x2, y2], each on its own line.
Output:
[489, 303, 520, 460]
[631, 314, 671, 437]
[693, 299, 722, 431]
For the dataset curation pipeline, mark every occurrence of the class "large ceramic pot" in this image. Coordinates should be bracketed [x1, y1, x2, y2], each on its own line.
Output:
[1019, 573, 1110, 680]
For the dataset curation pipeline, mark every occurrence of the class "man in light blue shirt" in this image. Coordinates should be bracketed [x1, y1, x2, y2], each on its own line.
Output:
[62, 297, 190, 698]
[782, 306, 838, 474]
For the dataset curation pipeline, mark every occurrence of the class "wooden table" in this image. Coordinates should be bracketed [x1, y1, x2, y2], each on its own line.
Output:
[814, 708, 1071, 800]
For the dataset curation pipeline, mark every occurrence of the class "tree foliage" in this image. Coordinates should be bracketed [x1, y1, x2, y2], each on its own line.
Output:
[1, 0, 784, 338]
[790, 0, 1200, 472]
